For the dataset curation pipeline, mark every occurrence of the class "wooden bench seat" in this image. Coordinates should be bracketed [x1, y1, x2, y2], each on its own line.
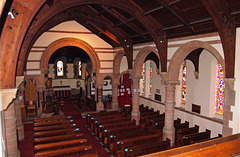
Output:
[34, 123, 76, 132]
[34, 128, 81, 138]
[34, 133, 83, 145]
[116, 134, 162, 156]
[176, 125, 199, 146]
[34, 144, 93, 157]
[34, 119, 74, 127]
[123, 139, 170, 157]
[34, 138, 88, 153]
[182, 129, 211, 146]
[34, 116, 71, 123]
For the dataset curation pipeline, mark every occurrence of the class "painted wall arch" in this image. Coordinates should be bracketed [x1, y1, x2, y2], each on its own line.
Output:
[168, 40, 225, 81]
[133, 46, 160, 77]
[40, 38, 100, 77]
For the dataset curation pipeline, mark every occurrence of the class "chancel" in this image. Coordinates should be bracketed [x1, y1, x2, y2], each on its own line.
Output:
[1, 0, 240, 156]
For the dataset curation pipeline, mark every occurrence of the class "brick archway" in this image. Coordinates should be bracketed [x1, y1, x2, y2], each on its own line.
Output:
[40, 38, 100, 75]
[133, 46, 159, 76]
[168, 40, 225, 81]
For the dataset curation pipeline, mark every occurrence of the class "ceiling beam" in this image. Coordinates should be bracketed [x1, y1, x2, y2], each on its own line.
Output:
[101, 5, 147, 39]
[114, 0, 181, 27]
[157, 0, 194, 32]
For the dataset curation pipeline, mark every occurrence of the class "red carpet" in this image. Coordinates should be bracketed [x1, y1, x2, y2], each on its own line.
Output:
[61, 102, 111, 157]
[19, 123, 34, 157]
[19, 101, 111, 157]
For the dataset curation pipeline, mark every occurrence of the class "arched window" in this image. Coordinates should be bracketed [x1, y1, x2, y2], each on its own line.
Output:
[149, 63, 152, 96]
[74, 58, 82, 79]
[141, 63, 145, 94]
[181, 61, 187, 105]
[57, 60, 64, 76]
[55, 58, 67, 78]
[215, 62, 225, 114]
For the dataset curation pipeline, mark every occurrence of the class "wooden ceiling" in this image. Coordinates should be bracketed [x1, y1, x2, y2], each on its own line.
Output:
[19, 0, 240, 48]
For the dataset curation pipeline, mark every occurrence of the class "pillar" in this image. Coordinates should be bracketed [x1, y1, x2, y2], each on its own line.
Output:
[87, 78, 91, 98]
[14, 99, 24, 141]
[4, 103, 20, 157]
[112, 74, 120, 111]
[163, 80, 179, 146]
[222, 78, 235, 136]
[131, 75, 141, 125]
[96, 83, 104, 111]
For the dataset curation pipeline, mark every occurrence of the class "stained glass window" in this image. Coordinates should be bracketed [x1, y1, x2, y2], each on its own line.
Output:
[215, 62, 225, 115]
[142, 63, 145, 94]
[78, 61, 82, 76]
[181, 61, 187, 105]
[149, 63, 152, 95]
[57, 60, 64, 76]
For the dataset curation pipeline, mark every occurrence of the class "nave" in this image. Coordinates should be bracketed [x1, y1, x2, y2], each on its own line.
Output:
[19, 100, 111, 157]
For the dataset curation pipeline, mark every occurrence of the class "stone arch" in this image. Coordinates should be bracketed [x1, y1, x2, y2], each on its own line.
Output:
[113, 50, 125, 75]
[133, 46, 159, 76]
[40, 38, 100, 76]
[98, 74, 113, 86]
[168, 40, 225, 81]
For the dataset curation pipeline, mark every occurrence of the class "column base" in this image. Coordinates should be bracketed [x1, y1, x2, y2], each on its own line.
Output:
[111, 101, 119, 111]
[222, 125, 233, 136]
[163, 127, 175, 146]
[17, 125, 24, 141]
[8, 150, 20, 157]
[131, 111, 140, 125]
[96, 101, 104, 112]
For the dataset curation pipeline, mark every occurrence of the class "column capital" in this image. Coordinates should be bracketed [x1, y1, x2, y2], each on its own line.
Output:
[163, 80, 180, 89]
[130, 75, 142, 81]
[224, 78, 235, 91]
[0, 88, 17, 111]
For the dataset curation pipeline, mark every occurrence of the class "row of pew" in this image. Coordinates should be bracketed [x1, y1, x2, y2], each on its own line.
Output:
[86, 108, 170, 157]
[33, 116, 97, 157]
[138, 104, 222, 147]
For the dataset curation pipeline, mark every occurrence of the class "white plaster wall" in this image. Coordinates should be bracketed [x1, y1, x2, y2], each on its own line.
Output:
[175, 109, 222, 138]
[120, 56, 128, 73]
[185, 60, 195, 111]
[34, 21, 112, 48]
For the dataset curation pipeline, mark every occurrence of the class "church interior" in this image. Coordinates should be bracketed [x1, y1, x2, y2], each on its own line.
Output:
[1, 0, 240, 156]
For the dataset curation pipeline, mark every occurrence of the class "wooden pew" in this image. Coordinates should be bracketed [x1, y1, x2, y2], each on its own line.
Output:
[190, 134, 222, 144]
[176, 125, 199, 146]
[123, 139, 170, 157]
[182, 129, 211, 146]
[34, 144, 93, 157]
[34, 133, 83, 145]
[34, 123, 77, 132]
[108, 129, 148, 152]
[102, 125, 142, 145]
[34, 139, 87, 153]
[99, 120, 136, 140]
[34, 116, 71, 123]
[89, 113, 124, 130]
[34, 128, 81, 138]
[34, 119, 74, 127]
[95, 117, 131, 137]
[116, 134, 162, 156]
[92, 115, 128, 133]
[86, 111, 120, 127]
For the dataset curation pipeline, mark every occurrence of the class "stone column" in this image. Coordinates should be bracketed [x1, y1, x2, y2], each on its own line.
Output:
[222, 78, 235, 136]
[4, 103, 20, 157]
[163, 80, 179, 146]
[14, 99, 24, 141]
[111, 74, 119, 111]
[36, 86, 46, 116]
[131, 75, 141, 125]
[96, 83, 104, 111]
[87, 78, 91, 98]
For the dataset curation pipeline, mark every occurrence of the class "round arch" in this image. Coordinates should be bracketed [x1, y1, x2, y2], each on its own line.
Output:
[168, 40, 225, 81]
[40, 38, 100, 75]
[133, 46, 160, 76]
